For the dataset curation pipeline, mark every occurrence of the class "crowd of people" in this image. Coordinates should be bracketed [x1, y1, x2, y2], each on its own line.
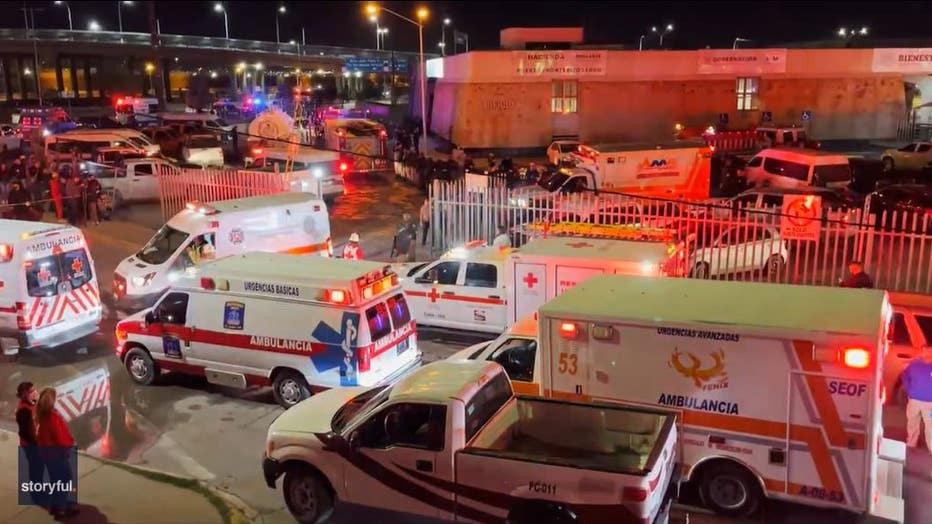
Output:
[0, 152, 104, 226]
[16, 381, 78, 518]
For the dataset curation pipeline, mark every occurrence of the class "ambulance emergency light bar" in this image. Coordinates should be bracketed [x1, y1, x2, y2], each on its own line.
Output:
[185, 201, 220, 215]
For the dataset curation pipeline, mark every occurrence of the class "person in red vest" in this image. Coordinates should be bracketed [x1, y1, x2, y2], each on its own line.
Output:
[36, 388, 78, 518]
[343, 233, 363, 260]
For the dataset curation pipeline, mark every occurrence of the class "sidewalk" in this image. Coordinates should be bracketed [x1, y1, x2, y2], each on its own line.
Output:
[0, 430, 252, 524]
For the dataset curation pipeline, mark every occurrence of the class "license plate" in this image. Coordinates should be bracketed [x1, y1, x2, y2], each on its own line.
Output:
[396, 337, 409, 355]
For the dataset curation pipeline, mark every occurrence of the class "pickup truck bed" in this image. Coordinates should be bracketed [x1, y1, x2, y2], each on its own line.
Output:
[466, 397, 670, 474]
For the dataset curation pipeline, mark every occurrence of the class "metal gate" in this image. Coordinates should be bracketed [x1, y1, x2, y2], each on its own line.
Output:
[157, 164, 291, 220]
[429, 180, 932, 294]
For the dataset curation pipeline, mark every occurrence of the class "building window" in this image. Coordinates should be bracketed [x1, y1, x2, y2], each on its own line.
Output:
[736, 77, 759, 111]
[551, 80, 578, 114]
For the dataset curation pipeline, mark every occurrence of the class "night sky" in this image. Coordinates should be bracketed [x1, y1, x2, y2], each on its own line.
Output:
[3, 1, 931, 53]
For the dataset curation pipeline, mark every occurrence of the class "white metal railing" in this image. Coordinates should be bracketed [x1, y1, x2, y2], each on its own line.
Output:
[430, 180, 932, 294]
[157, 164, 290, 220]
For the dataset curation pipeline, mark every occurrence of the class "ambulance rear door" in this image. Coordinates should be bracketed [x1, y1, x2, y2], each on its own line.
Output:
[510, 261, 546, 326]
[787, 343, 871, 510]
[542, 316, 589, 399]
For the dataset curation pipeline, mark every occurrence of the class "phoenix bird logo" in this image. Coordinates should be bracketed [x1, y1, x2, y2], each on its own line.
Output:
[669, 348, 728, 388]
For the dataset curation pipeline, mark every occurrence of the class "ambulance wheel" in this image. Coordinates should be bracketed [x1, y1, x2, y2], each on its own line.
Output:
[690, 262, 711, 279]
[283, 467, 334, 524]
[699, 461, 762, 518]
[273, 370, 311, 408]
[764, 254, 784, 278]
[125, 347, 160, 386]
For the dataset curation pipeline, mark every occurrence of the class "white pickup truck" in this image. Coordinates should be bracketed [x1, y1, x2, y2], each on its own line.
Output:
[87, 157, 172, 217]
[263, 360, 679, 524]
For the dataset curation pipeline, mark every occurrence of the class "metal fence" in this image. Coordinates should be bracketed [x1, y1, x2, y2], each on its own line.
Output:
[429, 180, 932, 294]
[156, 165, 290, 220]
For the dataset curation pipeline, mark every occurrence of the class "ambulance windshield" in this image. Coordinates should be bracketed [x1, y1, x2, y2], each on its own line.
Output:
[26, 248, 93, 297]
[137, 225, 190, 265]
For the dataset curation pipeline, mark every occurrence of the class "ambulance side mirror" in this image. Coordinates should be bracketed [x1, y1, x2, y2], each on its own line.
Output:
[144, 311, 156, 326]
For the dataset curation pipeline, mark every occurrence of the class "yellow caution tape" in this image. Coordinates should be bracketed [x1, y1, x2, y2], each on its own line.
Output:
[523, 221, 674, 242]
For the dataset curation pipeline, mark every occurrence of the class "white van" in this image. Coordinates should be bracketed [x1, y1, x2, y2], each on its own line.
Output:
[0, 221, 102, 354]
[46, 130, 160, 160]
[115, 254, 421, 408]
[181, 133, 224, 167]
[743, 148, 851, 189]
[114, 96, 159, 125]
[113, 193, 332, 311]
[250, 146, 347, 203]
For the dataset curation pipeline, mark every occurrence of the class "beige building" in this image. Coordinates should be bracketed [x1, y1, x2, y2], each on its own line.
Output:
[426, 30, 932, 149]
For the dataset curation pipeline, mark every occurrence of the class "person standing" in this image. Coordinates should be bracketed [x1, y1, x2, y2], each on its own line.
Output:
[419, 198, 431, 247]
[50, 172, 64, 222]
[840, 260, 874, 288]
[492, 224, 511, 250]
[903, 346, 932, 453]
[343, 233, 363, 260]
[64, 174, 81, 225]
[7, 180, 33, 220]
[36, 388, 78, 518]
[85, 173, 102, 226]
[391, 213, 417, 263]
[16, 382, 44, 506]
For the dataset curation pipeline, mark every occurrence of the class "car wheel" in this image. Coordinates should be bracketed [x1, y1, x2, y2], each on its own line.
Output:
[691, 262, 711, 279]
[764, 254, 785, 279]
[124, 347, 160, 386]
[882, 157, 895, 173]
[272, 370, 312, 408]
[283, 467, 334, 524]
[699, 461, 762, 518]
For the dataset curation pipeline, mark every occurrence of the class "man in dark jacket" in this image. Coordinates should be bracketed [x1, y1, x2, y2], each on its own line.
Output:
[16, 381, 44, 504]
[7, 180, 34, 220]
[840, 260, 874, 288]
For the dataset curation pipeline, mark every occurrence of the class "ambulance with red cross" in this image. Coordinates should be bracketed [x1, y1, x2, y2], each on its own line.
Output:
[116, 253, 420, 408]
[0, 220, 102, 354]
[397, 233, 681, 334]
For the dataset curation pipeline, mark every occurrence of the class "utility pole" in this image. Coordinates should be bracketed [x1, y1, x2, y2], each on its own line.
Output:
[21, 6, 45, 105]
[147, 1, 166, 109]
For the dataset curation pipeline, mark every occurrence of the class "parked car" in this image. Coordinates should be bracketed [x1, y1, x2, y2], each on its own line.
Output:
[742, 148, 851, 189]
[721, 187, 862, 225]
[866, 183, 932, 231]
[688, 225, 788, 279]
[181, 133, 224, 167]
[882, 142, 932, 173]
[141, 126, 184, 158]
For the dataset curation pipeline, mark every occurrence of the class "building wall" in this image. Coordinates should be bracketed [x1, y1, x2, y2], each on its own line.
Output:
[428, 48, 914, 148]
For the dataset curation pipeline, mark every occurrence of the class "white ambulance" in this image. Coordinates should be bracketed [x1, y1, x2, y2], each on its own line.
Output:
[115, 253, 420, 408]
[534, 275, 904, 521]
[0, 220, 102, 354]
[113, 193, 332, 311]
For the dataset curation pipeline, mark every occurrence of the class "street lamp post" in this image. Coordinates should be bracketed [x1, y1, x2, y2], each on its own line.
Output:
[53, 1, 72, 31]
[733, 37, 752, 49]
[88, 20, 101, 31]
[214, 3, 229, 39]
[638, 34, 646, 51]
[379, 27, 388, 50]
[275, 5, 286, 44]
[145, 62, 155, 95]
[117, 1, 133, 33]
[652, 23, 674, 48]
[441, 17, 450, 56]
[366, 4, 428, 151]
[369, 15, 381, 50]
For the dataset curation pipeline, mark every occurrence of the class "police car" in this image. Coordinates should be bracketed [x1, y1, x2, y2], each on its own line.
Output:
[116, 254, 420, 408]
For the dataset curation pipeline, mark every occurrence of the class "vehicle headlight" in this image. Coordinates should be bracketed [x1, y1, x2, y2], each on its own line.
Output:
[132, 272, 157, 287]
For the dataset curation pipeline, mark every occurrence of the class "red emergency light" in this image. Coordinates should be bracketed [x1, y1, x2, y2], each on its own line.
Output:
[201, 278, 216, 290]
[843, 347, 870, 369]
[327, 289, 348, 304]
[559, 322, 579, 340]
[339, 162, 349, 173]
[0, 243, 13, 262]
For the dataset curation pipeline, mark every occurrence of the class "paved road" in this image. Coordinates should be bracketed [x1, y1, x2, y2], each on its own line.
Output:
[0, 172, 928, 524]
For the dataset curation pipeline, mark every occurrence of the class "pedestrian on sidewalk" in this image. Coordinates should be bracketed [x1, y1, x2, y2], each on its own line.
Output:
[343, 233, 363, 260]
[50, 172, 64, 222]
[840, 260, 874, 288]
[904, 346, 932, 453]
[15, 382, 45, 505]
[420, 198, 431, 247]
[36, 388, 78, 518]
[85, 173, 102, 226]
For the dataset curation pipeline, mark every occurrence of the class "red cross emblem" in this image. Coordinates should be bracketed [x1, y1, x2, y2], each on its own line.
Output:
[427, 287, 441, 303]
[567, 241, 593, 249]
[71, 258, 84, 274]
[523, 272, 539, 289]
[37, 268, 52, 283]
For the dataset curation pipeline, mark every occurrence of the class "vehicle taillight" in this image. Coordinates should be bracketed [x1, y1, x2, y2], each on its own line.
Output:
[116, 327, 127, 342]
[339, 162, 349, 173]
[843, 347, 870, 369]
[621, 486, 647, 502]
[0, 243, 12, 262]
[200, 278, 216, 290]
[327, 289, 347, 304]
[357, 345, 371, 373]
[16, 301, 31, 330]
[559, 322, 578, 340]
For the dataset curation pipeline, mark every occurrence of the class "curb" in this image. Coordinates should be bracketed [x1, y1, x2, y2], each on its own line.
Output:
[76, 451, 257, 524]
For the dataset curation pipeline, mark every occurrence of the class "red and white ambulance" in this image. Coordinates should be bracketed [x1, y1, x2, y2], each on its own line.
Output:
[0, 220, 102, 354]
[536, 275, 904, 521]
[116, 253, 420, 408]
